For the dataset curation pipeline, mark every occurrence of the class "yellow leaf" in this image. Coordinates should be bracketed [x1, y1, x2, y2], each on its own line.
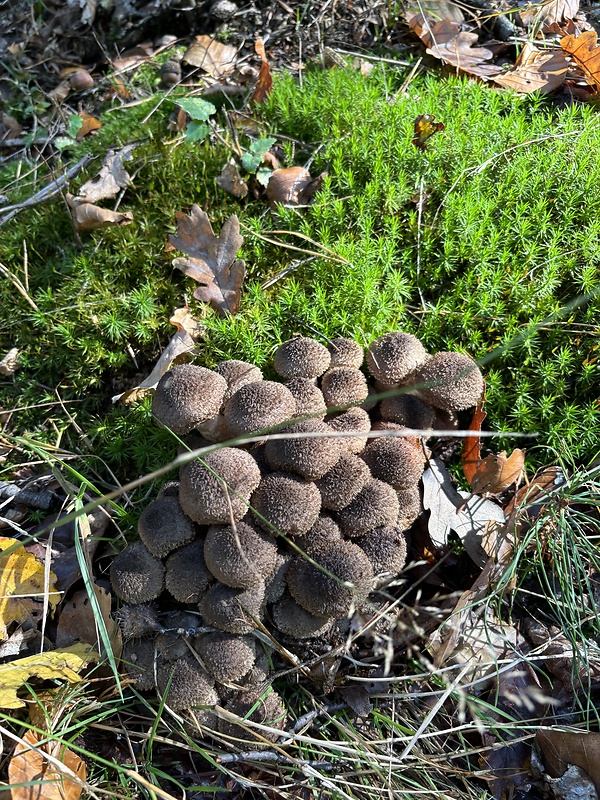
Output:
[0, 537, 61, 639]
[0, 644, 98, 709]
[9, 728, 86, 800]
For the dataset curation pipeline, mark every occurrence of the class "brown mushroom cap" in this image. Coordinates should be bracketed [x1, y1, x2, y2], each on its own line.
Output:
[301, 515, 342, 549]
[137, 496, 196, 558]
[354, 526, 408, 578]
[273, 337, 331, 379]
[196, 632, 256, 682]
[264, 419, 342, 480]
[156, 654, 218, 711]
[328, 337, 364, 369]
[287, 541, 374, 617]
[251, 472, 321, 536]
[366, 332, 429, 385]
[327, 407, 371, 453]
[379, 393, 436, 430]
[204, 521, 278, 588]
[411, 351, 484, 411]
[165, 539, 213, 604]
[110, 542, 164, 605]
[315, 452, 372, 511]
[223, 381, 296, 436]
[214, 360, 263, 403]
[336, 479, 400, 537]
[179, 447, 261, 525]
[152, 365, 227, 435]
[286, 378, 327, 420]
[321, 367, 369, 408]
[271, 593, 333, 639]
[199, 581, 265, 634]
[218, 689, 286, 749]
[122, 638, 155, 691]
[263, 551, 292, 604]
[397, 485, 423, 529]
[117, 603, 162, 640]
[361, 437, 425, 489]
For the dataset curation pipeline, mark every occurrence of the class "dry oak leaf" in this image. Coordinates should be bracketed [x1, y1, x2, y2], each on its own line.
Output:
[0, 537, 60, 639]
[56, 582, 122, 660]
[520, 0, 579, 28]
[0, 643, 98, 709]
[169, 205, 245, 316]
[494, 43, 569, 93]
[470, 448, 525, 495]
[0, 346, 20, 375]
[408, 14, 502, 79]
[252, 38, 273, 104]
[561, 30, 600, 91]
[537, 729, 600, 792]
[183, 35, 238, 76]
[462, 401, 487, 484]
[66, 197, 133, 233]
[71, 145, 135, 205]
[216, 161, 249, 198]
[9, 728, 87, 800]
[266, 166, 326, 207]
[404, 0, 464, 23]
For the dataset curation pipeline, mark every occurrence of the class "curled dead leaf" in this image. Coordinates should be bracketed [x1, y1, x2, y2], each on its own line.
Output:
[561, 29, 600, 91]
[66, 197, 133, 233]
[216, 161, 249, 198]
[252, 38, 273, 104]
[75, 112, 101, 138]
[470, 448, 525, 495]
[266, 166, 326, 207]
[494, 43, 569, 94]
[9, 728, 87, 800]
[71, 145, 135, 205]
[0, 347, 19, 376]
[183, 35, 238, 76]
[462, 401, 487, 484]
[537, 729, 600, 792]
[520, 0, 579, 28]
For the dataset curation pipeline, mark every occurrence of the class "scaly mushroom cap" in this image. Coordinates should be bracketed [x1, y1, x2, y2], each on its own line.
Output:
[379, 393, 436, 430]
[301, 515, 342, 549]
[286, 378, 327, 420]
[179, 447, 261, 525]
[196, 632, 256, 682]
[199, 581, 265, 634]
[264, 419, 342, 480]
[412, 352, 484, 411]
[152, 364, 227, 435]
[251, 472, 321, 536]
[165, 539, 213, 604]
[354, 526, 408, 578]
[397, 485, 423, 529]
[204, 521, 278, 588]
[219, 689, 286, 749]
[321, 367, 369, 408]
[336, 479, 400, 537]
[315, 452, 372, 511]
[110, 542, 164, 605]
[137, 496, 196, 558]
[214, 359, 263, 403]
[328, 337, 364, 369]
[361, 437, 425, 489]
[263, 551, 292, 604]
[327, 407, 371, 453]
[156, 654, 218, 711]
[287, 541, 374, 617]
[273, 337, 331, 379]
[122, 638, 155, 691]
[117, 604, 162, 640]
[366, 332, 429, 385]
[271, 593, 333, 639]
[223, 381, 296, 436]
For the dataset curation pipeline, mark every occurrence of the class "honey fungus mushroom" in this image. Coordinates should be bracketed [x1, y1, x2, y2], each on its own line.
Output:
[179, 447, 261, 525]
[152, 364, 227, 434]
[251, 472, 321, 536]
[273, 337, 331, 379]
[110, 542, 165, 605]
[137, 496, 196, 558]
[223, 381, 296, 436]
[411, 351, 484, 411]
[264, 419, 342, 480]
[366, 332, 429, 386]
[204, 521, 278, 588]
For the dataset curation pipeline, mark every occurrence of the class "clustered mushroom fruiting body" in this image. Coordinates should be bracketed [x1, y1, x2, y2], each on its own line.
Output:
[113, 333, 484, 737]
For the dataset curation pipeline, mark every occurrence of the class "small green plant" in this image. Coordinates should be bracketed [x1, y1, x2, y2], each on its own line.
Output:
[177, 96, 217, 142]
[241, 136, 277, 185]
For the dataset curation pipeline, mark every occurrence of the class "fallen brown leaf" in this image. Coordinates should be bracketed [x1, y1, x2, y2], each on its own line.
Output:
[252, 38, 273, 104]
[470, 448, 525, 495]
[561, 29, 600, 91]
[70, 145, 135, 205]
[537, 729, 600, 791]
[66, 197, 133, 233]
[494, 43, 569, 93]
[170, 207, 245, 316]
[183, 35, 238, 76]
[523, 618, 600, 694]
[520, 0, 579, 28]
[49, 80, 72, 103]
[412, 114, 445, 150]
[112, 41, 155, 70]
[9, 728, 86, 800]
[56, 582, 122, 660]
[216, 161, 249, 198]
[462, 401, 487, 484]
[0, 347, 19, 375]
[75, 112, 101, 138]
[266, 166, 326, 207]
[404, 0, 464, 23]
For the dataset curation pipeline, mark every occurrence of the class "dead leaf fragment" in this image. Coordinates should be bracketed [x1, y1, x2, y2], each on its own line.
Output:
[266, 166, 326, 207]
[0, 347, 20, 375]
[471, 448, 525, 495]
[252, 38, 273, 104]
[462, 401, 486, 484]
[9, 728, 87, 800]
[169, 206, 245, 316]
[412, 114, 445, 150]
[494, 43, 569, 93]
[71, 145, 135, 205]
[520, 0, 579, 28]
[216, 161, 249, 198]
[74, 112, 101, 138]
[183, 35, 238, 76]
[56, 582, 122, 659]
[537, 729, 600, 792]
[404, 0, 464, 23]
[561, 30, 600, 91]
[49, 80, 72, 104]
[66, 197, 133, 233]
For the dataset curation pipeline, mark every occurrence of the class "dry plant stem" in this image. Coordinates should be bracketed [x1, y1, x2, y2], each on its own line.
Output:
[239, 223, 352, 266]
[0, 262, 39, 311]
[217, 750, 335, 768]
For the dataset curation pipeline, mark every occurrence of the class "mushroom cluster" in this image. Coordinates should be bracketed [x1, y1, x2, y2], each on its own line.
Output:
[112, 332, 483, 741]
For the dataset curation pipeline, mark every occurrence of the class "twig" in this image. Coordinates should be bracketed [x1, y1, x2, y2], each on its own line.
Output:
[217, 750, 335, 768]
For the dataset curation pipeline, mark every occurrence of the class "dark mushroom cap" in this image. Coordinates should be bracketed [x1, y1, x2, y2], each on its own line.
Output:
[152, 364, 227, 435]
[327, 407, 371, 453]
[157, 480, 180, 499]
[263, 551, 292, 604]
[273, 337, 331, 379]
[328, 337, 364, 369]
[219, 689, 286, 749]
[336, 479, 400, 537]
[110, 542, 164, 605]
[321, 367, 369, 408]
[223, 381, 296, 436]
[264, 419, 342, 480]
[195, 414, 232, 444]
[155, 631, 191, 662]
[433, 407, 459, 431]
[286, 378, 327, 420]
[251, 472, 321, 536]
[396, 485, 423, 529]
[379, 393, 436, 430]
[156, 654, 218, 711]
[138, 496, 196, 558]
[199, 581, 265, 634]
[214, 359, 263, 403]
[117, 604, 162, 640]
[366, 332, 429, 385]
[179, 447, 261, 525]
[301, 515, 342, 549]
[354, 526, 407, 578]
[287, 541, 374, 617]
[196, 632, 256, 682]
[204, 521, 278, 588]
[271, 592, 333, 639]
[165, 539, 212, 604]
[315, 452, 372, 511]
[412, 352, 484, 411]
[361, 437, 425, 489]
[122, 638, 155, 691]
